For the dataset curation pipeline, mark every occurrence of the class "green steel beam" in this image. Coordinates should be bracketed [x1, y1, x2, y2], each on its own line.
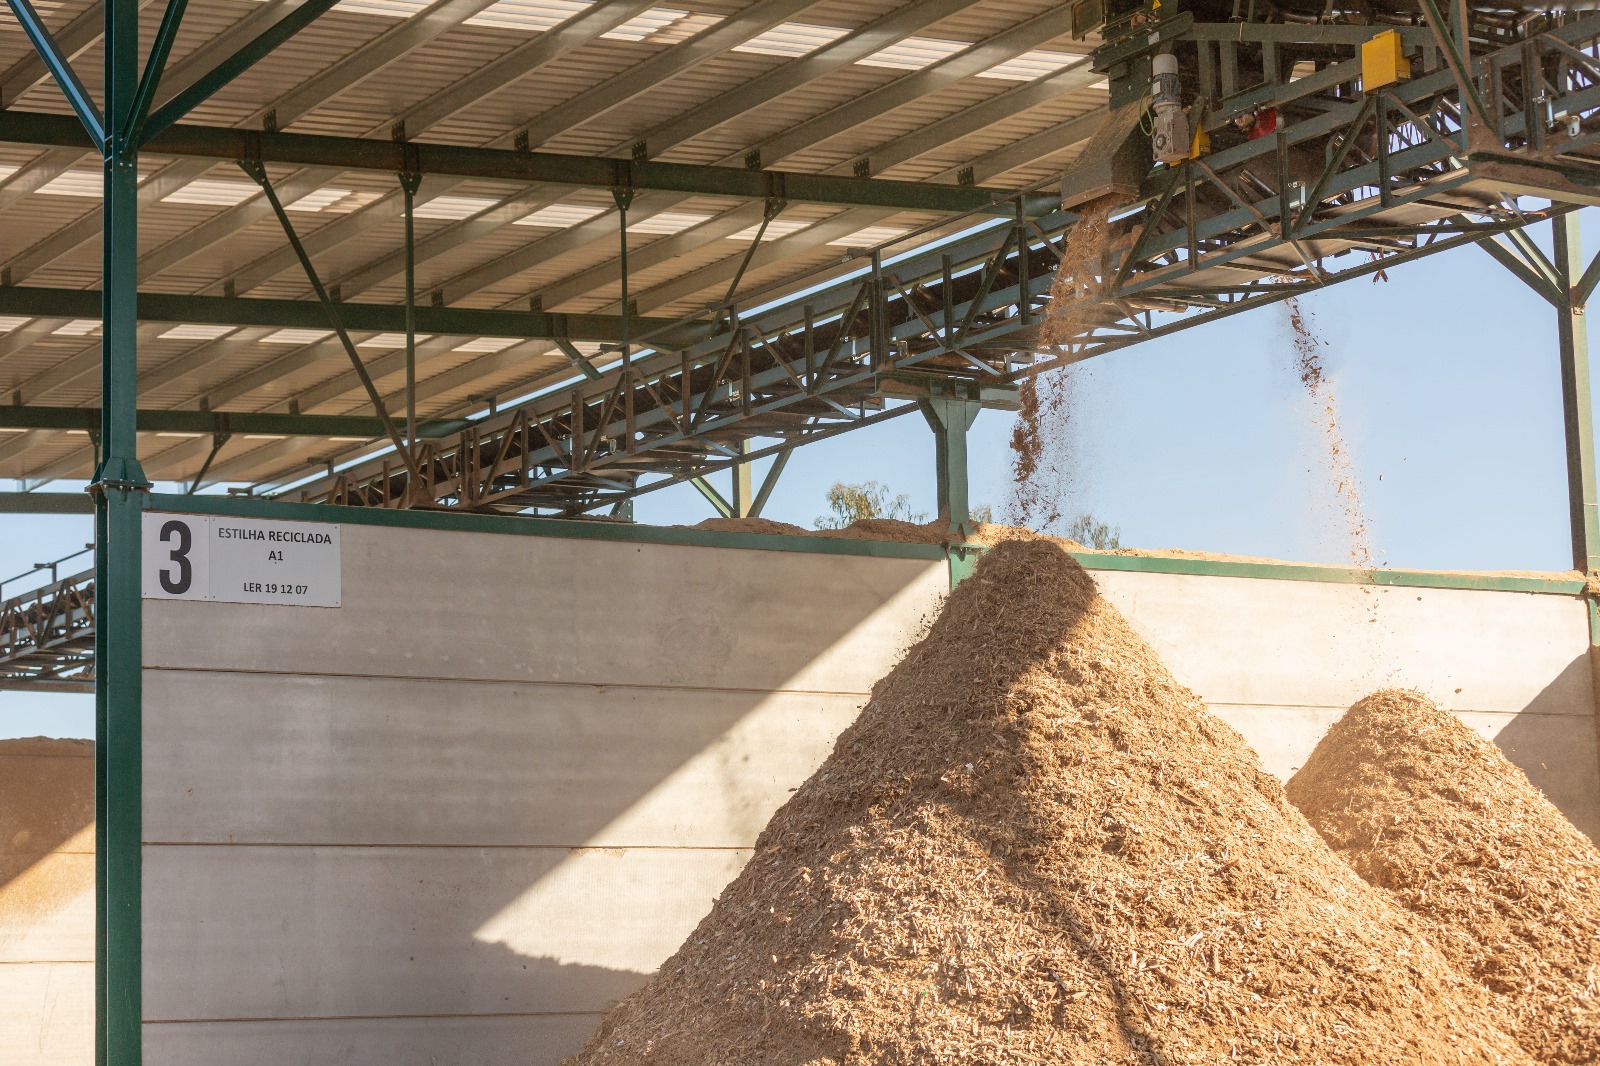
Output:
[0, 403, 462, 438]
[0, 285, 704, 346]
[730, 439, 752, 518]
[125, 0, 188, 143]
[139, 0, 343, 143]
[1577, 241, 1600, 308]
[746, 441, 794, 519]
[690, 475, 733, 519]
[0, 491, 95, 513]
[238, 159, 421, 484]
[97, 0, 145, 1063]
[0, 108, 1048, 215]
[1553, 214, 1600, 576]
[919, 393, 981, 538]
[1477, 235, 1562, 306]
[143, 491, 1593, 596]
[3, 0, 104, 150]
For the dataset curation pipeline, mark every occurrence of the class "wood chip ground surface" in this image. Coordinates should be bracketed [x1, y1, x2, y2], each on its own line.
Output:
[1288, 690, 1600, 1063]
[566, 541, 1530, 1065]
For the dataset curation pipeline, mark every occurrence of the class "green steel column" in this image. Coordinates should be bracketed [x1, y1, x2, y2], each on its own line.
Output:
[400, 171, 422, 454]
[730, 440, 753, 518]
[1553, 215, 1600, 576]
[97, 0, 149, 1062]
[919, 395, 981, 538]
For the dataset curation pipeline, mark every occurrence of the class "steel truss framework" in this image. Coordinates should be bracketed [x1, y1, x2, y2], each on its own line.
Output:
[0, 565, 94, 687]
[4, 4, 1600, 1064]
[294, 15, 1600, 524]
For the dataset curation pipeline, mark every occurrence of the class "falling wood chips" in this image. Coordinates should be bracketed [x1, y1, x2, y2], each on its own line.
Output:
[566, 540, 1530, 1065]
[1288, 689, 1600, 1064]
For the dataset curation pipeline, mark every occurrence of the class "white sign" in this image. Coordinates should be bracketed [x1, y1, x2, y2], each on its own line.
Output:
[142, 513, 342, 607]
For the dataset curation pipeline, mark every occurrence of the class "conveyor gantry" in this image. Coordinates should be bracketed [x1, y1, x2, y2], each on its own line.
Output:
[292, 11, 1600, 515]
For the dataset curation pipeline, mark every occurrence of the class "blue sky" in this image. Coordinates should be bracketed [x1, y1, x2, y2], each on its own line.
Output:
[2, 212, 1590, 739]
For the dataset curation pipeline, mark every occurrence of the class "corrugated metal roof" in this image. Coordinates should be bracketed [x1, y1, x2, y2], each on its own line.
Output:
[0, 0, 1106, 485]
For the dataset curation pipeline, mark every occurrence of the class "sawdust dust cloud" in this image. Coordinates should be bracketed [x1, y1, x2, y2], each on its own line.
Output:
[1007, 199, 1114, 531]
[1282, 297, 1373, 568]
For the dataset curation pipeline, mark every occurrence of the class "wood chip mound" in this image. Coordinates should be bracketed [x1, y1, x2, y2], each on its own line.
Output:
[1287, 689, 1600, 1063]
[693, 517, 815, 537]
[566, 542, 1529, 1065]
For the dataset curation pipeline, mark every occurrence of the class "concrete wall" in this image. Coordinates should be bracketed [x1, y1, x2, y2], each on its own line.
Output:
[139, 518, 949, 1065]
[1, 738, 95, 1066]
[1089, 567, 1600, 838]
[14, 515, 1594, 1065]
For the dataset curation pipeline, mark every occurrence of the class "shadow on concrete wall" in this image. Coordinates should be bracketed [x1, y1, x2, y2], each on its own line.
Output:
[1490, 652, 1600, 841]
[137, 552, 945, 1061]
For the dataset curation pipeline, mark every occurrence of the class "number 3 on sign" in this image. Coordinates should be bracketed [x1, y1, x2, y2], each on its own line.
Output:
[158, 519, 192, 594]
[141, 513, 211, 600]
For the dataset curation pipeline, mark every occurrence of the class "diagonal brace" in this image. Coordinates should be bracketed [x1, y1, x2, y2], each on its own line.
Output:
[554, 337, 603, 381]
[690, 475, 733, 518]
[1575, 245, 1600, 309]
[1294, 95, 1376, 235]
[126, 0, 188, 144]
[187, 429, 231, 493]
[1478, 234, 1562, 306]
[4, 0, 103, 150]
[1415, 0, 1494, 133]
[142, 0, 343, 143]
[747, 431, 803, 518]
[238, 159, 424, 487]
[1502, 225, 1561, 288]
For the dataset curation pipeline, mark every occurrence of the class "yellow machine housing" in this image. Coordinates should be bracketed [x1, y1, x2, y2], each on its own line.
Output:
[1362, 29, 1410, 92]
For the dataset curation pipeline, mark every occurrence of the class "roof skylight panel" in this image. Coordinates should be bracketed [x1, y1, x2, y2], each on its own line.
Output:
[37, 170, 111, 197]
[514, 203, 608, 227]
[464, 0, 592, 32]
[602, 8, 722, 44]
[726, 219, 812, 242]
[454, 337, 520, 353]
[0, 316, 31, 332]
[733, 22, 848, 57]
[159, 324, 237, 341]
[324, 191, 385, 214]
[857, 36, 968, 71]
[827, 225, 909, 247]
[53, 320, 102, 336]
[412, 195, 500, 220]
[629, 211, 713, 235]
[335, 0, 429, 15]
[358, 333, 435, 348]
[286, 187, 353, 212]
[162, 179, 260, 207]
[0, 165, 18, 183]
[978, 49, 1078, 81]
[262, 329, 335, 344]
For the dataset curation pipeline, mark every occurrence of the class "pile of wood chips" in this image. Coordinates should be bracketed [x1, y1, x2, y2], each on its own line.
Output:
[566, 541, 1530, 1065]
[1288, 689, 1600, 1063]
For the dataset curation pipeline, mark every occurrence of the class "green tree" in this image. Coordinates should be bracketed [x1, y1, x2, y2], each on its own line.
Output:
[1066, 513, 1121, 549]
[815, 481, 928, 529]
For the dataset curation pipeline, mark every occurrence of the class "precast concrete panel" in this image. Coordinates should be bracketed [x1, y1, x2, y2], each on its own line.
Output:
[143, 523, 945, 692]
[141, 671, 869, 847]
[142, 1014, 604, 1066]
[141, 845, 752, 1020]
[138, 515, 949, 1065]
